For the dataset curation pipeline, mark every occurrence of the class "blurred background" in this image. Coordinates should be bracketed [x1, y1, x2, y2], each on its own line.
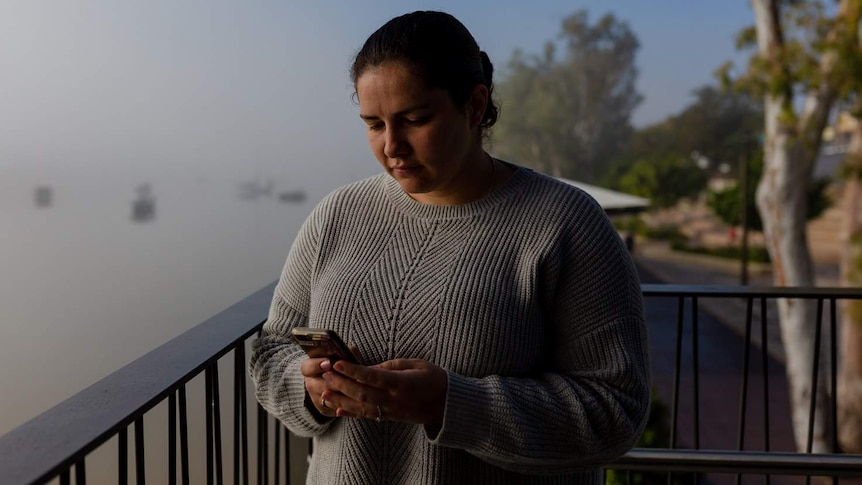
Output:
[1, 0, 759, 438]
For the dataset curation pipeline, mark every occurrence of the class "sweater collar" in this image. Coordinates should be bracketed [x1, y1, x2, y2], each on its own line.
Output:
[383, 162, 530, 220]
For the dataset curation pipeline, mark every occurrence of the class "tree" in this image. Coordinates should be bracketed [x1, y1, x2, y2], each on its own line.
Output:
[669, 87, 763, 172]
[601, 86, 763, 214]
[723, 0, 861, 452]
[839, 105, 862, 451]
[492, 10, 641, 183]
[612, 86, 762, 179]
[618, 154, 708, 208]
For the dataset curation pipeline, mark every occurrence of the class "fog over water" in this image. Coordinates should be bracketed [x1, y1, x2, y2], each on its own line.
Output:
[4, 167, 299, 434]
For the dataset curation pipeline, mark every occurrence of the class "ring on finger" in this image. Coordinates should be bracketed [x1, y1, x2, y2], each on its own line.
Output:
[375, 405, 384, 423]
[321, 392, 328, 409]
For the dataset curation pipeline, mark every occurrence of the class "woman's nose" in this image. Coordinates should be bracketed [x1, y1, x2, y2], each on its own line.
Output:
[383, 127, 409, 159]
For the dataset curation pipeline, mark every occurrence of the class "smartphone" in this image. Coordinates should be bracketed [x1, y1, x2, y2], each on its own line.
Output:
[290, 327, 361, 364]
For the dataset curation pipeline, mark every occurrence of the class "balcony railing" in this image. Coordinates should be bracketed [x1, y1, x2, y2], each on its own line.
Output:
[2, 283, 862, 484]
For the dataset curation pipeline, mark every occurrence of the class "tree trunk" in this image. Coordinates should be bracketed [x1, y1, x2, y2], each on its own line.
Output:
[838, 115, 862, 453]
[752, 0, 837, 453]
[755, 115, 833, 452]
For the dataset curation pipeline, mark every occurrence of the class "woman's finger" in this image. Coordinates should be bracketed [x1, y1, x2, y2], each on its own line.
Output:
[323, 370, 379, 404]
[321, 371, 386, 420]
[332, 360, 395, 389]
[304, 376, 332, 416]
[299, 357, 331, 377]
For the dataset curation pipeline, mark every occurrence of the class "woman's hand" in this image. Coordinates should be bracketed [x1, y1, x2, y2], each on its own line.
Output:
[300, 357, 340, 417]
[320, 358, 448, 425]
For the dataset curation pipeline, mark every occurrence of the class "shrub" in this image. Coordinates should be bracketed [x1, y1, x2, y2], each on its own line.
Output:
[671, 241, 771, 263]
[643, 225, 687, 245]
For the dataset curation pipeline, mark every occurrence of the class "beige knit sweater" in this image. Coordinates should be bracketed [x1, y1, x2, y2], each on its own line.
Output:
[250, 164, 650, 484]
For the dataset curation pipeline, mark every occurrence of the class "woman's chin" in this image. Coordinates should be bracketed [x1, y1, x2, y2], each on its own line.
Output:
[393, 178, 429, 195]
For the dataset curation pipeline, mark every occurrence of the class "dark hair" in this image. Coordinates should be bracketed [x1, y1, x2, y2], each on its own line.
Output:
[351, 11, 499, 131]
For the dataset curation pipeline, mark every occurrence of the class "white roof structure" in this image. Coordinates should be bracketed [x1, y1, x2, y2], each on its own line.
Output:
[557, 178, 650, 215]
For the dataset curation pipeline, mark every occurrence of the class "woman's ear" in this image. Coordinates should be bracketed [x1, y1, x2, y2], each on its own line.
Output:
[466, 84, 489, 128]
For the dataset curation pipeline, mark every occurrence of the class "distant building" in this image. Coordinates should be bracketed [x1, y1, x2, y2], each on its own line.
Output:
[816, 111, 856, 180]
[556, 178, 649, 216]
[706, 172, 737, 193]
[808, 111, 857, 264]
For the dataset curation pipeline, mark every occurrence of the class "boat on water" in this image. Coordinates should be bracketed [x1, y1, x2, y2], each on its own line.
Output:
[132, 184, 156, 222]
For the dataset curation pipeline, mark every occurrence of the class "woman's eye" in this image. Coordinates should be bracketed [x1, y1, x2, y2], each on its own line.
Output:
[405, 116, 429, 125]
[368, 123, 384, 132]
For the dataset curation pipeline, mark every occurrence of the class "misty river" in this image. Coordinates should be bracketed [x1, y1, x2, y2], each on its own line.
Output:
[0, 164, 337, 482]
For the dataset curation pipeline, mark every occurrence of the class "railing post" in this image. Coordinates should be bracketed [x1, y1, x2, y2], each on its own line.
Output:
[134, 417, 145, 485]
[179, 385, 190, 485]
[235, 345, 249, 485]
[760, 297, 771, 485]
[119, 427, 128, 485]
[169, 391, 177, 485]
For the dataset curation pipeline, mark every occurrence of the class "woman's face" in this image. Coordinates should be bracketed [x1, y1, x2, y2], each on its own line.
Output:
[356, 61, 488, 205]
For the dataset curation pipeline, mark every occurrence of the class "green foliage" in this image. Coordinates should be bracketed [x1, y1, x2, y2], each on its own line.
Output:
[639, 392, 671, 448]
[492, 10, 641, 183]
[618, 154, 708, 208]
[807, 176, 833, 219]
[727, 0, 835, 102]
[735, 26, 758, 50]
[671, 242, 773, 264]
[707, 184, 763, 230]
[605, 392, 694, 485]
[725, 0, 862, 120]
[706, 153, 833, 228]
[642, 224, 687, 245]
[612, 215, 646, 235]
[839, 152, 862, 181]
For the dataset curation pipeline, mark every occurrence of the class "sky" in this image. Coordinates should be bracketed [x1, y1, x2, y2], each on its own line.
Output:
[0, 0, 755, 190]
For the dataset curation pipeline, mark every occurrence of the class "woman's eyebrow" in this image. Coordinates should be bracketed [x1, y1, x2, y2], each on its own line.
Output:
[359, 104, 432, 121]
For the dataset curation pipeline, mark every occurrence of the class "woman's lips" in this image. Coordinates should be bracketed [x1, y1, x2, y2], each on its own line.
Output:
[392, 165, 422, 176]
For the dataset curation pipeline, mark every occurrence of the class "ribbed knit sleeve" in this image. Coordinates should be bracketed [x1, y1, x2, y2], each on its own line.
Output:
[426, 185, 650, 474]
[249, 198, 333, 437]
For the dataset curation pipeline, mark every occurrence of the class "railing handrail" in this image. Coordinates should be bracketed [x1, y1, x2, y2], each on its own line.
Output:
[615, 449, 862, 476]
[0, 282, 275, 485]
[641, 284, 862, 299]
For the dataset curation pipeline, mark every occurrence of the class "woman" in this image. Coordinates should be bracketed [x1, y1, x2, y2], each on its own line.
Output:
[250, 10, 650, 485]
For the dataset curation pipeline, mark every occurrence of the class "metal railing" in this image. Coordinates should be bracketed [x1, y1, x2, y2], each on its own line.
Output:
[1, 283, 862, 484]
[0, 283, 291, 485]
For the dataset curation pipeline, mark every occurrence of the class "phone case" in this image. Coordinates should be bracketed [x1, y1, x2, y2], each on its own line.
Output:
[290, 327, 361, 364]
